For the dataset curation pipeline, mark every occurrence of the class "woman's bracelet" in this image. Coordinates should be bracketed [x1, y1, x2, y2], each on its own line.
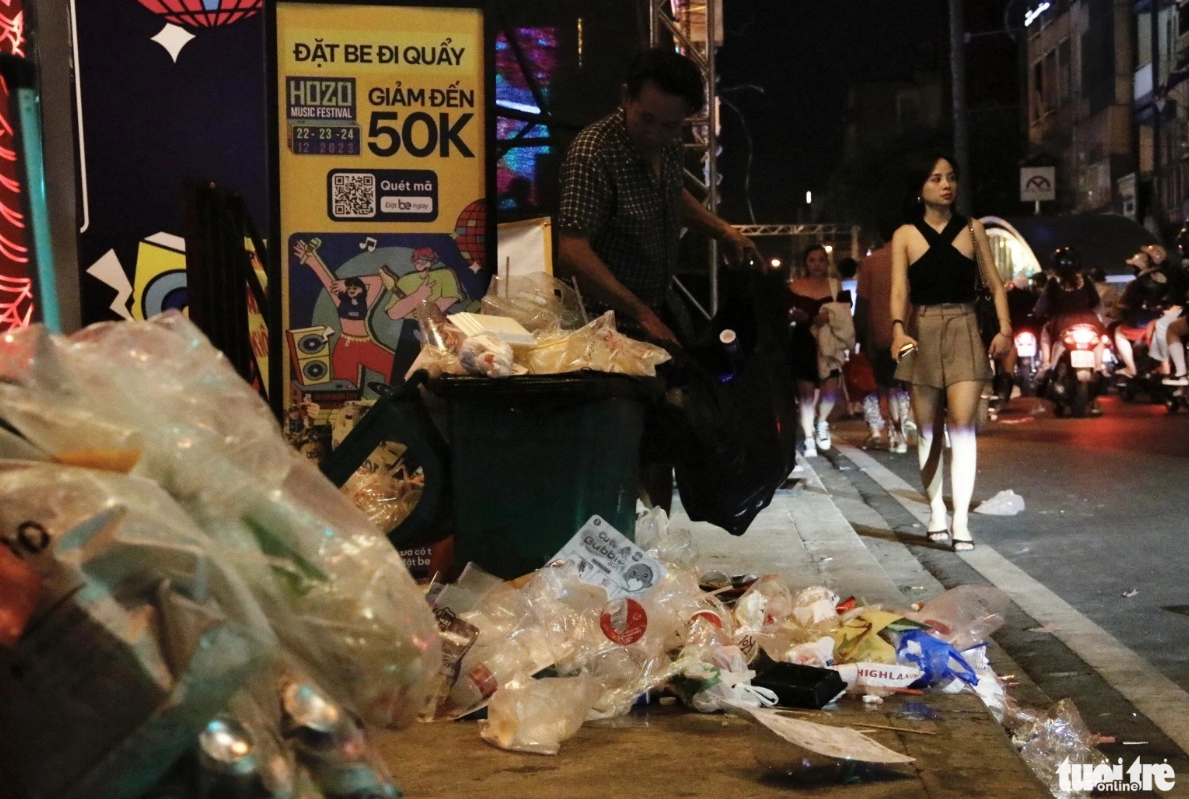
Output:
[891, 319, 905, 331]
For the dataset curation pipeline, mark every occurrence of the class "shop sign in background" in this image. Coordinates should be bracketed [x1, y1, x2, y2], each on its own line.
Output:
[275, 2, 490, 411]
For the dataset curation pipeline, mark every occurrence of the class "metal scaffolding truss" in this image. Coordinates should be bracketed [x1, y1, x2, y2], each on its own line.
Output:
[650, 0, 722, 314]
[732, 224, 859, 238]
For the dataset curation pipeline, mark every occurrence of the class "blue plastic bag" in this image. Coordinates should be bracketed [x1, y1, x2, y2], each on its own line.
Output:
[896, 630, 979, 688]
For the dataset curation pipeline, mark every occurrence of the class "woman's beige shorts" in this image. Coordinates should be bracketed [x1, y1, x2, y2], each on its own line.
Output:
[894, 303, 993, 389]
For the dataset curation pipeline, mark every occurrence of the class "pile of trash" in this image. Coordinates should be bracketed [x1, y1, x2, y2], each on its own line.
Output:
[407, 273, 671, 380]
[0, 314, 440, 799]
[416, 507, 1106, 796]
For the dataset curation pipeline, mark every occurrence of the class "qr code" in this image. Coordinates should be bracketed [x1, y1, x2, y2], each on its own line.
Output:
[331, 172, 375, 219]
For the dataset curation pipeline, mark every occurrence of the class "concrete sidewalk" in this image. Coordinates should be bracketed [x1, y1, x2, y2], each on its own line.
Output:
[375, 459, 1050, 798]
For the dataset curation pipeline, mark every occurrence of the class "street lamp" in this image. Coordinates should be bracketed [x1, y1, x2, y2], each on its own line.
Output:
[769, 258, 782, 269]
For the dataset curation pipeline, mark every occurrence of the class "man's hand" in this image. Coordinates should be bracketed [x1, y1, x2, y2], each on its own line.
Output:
[721, 228, 761, 266]
[637, 309, 680, 346]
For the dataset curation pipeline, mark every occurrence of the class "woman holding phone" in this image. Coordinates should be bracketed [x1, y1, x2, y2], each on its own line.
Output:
[889, 154, 1012, 551]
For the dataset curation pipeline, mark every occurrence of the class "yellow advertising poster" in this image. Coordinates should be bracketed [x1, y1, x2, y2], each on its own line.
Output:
[274, 2, 489, 415]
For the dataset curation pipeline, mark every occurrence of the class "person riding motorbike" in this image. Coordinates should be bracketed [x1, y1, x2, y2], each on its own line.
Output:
[988, 273, 1043, 408]
[1113, 250, 1172, 377]
[1151, 232, 1189, 386]
[1035, 247, 1105, 373]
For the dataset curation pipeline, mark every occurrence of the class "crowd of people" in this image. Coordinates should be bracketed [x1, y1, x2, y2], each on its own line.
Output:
[553, 45, 1189, 552]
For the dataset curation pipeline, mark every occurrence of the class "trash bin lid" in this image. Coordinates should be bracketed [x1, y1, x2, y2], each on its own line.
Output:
[428, 371, 662, 403]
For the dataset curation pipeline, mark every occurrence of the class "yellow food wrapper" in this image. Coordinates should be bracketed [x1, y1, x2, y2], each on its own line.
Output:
[830, 610, 902, 664]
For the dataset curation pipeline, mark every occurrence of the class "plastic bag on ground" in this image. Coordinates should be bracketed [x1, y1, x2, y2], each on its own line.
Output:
[894, 629, 979, 689]
[635, 507, 698, 572]
[0, 462, 275, 799]
[0, 316, 441, 730]
[481, 676, 601, 755]
[792, 586, 841, 629]
[733, 575, 795, 658]
[669, 646, 778, 713]
[1012, 698, 1108, 799]
[907, 585, 1009, 652]
[975, 489, 1025, 516]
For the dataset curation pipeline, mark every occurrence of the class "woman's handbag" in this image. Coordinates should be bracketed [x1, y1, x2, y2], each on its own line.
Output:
[843, 351, 878, 397]
[969, 220, 1000, 347]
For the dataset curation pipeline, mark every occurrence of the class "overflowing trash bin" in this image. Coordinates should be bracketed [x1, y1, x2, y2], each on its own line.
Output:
[432, 372, 660, 579]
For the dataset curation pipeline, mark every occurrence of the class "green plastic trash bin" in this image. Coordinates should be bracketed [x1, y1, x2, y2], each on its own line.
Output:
[431, 372, 660, 580]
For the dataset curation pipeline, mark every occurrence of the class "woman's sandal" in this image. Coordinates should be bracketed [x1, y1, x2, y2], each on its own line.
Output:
[951, 537, 975, 552]
[927, 529, 950, 543]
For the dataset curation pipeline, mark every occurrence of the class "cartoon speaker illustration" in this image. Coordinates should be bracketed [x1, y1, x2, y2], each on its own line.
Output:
[287, 325, 335, 386]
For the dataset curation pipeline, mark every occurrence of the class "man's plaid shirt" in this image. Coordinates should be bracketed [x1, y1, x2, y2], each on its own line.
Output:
[558, 108, 684, 317]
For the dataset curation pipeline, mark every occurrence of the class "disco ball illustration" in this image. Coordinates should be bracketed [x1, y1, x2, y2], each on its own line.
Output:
[453, 199, 487, 269]
[135, 0, 262, 28]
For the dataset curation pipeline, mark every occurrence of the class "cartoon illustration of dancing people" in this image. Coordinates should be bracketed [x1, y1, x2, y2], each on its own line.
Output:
[293, 237, 394, 386]
[382, 247, 467, 320]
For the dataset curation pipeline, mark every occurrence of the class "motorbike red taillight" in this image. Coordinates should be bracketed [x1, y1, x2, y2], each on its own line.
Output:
[1065, 325, 1097, 348]
[1015, 332, 1036, 348]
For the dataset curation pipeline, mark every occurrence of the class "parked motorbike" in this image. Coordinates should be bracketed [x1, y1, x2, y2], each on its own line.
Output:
[1039, 323, 1108, 417]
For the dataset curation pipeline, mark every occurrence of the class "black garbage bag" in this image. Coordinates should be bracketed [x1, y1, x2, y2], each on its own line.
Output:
[670, 268, 798, 535]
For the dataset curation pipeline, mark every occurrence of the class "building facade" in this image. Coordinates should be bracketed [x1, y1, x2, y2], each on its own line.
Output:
[1136, 0, 1189, 231]
[1024, 0, 1135, 213]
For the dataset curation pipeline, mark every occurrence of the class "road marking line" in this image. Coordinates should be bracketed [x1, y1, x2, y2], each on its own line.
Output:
[838, 442, 1189, 754]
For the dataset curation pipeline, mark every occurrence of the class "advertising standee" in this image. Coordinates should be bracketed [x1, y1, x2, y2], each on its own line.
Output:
[271, 1, 492, 430]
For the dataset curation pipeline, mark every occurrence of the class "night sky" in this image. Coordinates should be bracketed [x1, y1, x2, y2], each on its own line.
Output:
[715, 0, 1017, 224]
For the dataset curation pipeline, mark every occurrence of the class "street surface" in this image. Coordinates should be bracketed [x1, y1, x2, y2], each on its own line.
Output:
[823, 393, 1189, 792]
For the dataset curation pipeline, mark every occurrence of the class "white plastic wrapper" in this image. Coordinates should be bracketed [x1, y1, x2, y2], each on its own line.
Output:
[974, 489, 1025, 516]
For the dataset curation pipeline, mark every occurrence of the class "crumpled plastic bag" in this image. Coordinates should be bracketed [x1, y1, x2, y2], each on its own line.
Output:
[778, 636, 836, 668]
[907, 585, 1009, 652]
[894, 629, 979, 689]
[0, 462, 275, 799]
[482, 273, 586, 333]
[0, 316, 441, 730]
[525, 312, 671, 376]
[792, 586, 840, 629]
[1012, 699, 1108, 799]
[481, 676, 601, 755]
[459, 334, 515, 378]
[974, 489, 1025, 516]
[733, 575, 794, 658]
[670, 646, 778, 713]
[635, 507, 697, 572]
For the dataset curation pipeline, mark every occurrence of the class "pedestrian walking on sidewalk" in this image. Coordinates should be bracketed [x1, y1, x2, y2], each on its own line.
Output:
[855, 222, 914, 453]
[889, 154, 1012, 551]
[789, 244, 848, 456]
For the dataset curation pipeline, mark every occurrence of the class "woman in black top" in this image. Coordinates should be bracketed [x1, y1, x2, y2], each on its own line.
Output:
[889, 155, 1012, 551]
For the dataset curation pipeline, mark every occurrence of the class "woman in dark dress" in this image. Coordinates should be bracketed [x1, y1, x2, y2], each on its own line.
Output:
[789, 244, 844, 457]
[889, 155, 1012, 551]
